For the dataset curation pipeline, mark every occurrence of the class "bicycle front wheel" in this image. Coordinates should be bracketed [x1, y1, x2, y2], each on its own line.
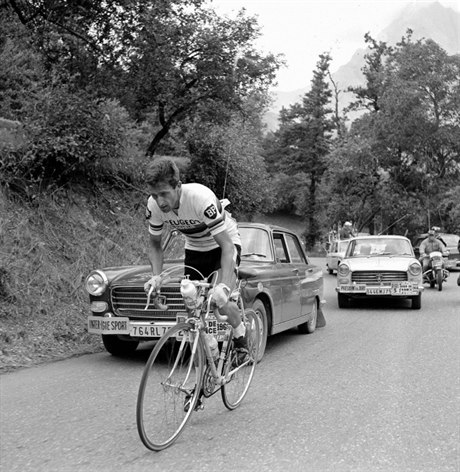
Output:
[136, 323, 204, 451]
[221, 309, 260, 410]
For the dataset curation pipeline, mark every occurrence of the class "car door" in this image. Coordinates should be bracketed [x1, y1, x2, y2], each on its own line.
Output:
[273, 232, 302, 323]
[284, 233, 321, 319]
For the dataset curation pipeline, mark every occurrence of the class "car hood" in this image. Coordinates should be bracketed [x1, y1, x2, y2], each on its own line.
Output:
[98, 260, 277, 285]
[342, 256, 418, 271]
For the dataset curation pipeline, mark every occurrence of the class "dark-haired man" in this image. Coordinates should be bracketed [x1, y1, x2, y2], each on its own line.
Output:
[143, 158, 248, 364]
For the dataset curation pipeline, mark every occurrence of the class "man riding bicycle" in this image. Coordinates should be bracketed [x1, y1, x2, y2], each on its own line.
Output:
[143, 158, 249, 364]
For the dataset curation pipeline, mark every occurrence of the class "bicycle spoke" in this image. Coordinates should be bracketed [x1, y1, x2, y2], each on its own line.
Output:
[136, 324, 203, 451]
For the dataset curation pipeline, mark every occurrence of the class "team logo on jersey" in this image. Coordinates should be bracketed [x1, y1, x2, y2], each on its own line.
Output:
[204, 204, 218, 219]
[145, 208, 152, 219]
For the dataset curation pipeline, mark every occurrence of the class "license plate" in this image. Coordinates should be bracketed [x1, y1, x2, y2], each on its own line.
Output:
[366, 287, 391, 295]
[87, 316, 130, 335]
[340, 285, 366, 293]
[130, 324, 171, 337]
[390, 282, 419, 295]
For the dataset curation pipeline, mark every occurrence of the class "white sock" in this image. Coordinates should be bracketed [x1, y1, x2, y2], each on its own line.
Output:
[233, 322, 246, 339]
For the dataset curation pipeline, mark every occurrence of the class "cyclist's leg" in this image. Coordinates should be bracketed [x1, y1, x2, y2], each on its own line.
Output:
[136, 323, 204, 451]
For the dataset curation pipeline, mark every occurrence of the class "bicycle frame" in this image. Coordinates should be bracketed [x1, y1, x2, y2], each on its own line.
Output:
[177, 278, 249, 394]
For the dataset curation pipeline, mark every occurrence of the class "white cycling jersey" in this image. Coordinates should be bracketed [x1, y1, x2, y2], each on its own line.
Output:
[146, 183, 241, 251]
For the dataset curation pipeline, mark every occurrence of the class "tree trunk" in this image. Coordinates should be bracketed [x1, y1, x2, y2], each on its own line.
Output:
[146, 124, 171, 156]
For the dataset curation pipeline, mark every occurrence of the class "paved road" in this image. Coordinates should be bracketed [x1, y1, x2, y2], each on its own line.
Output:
[1, 259, 459, 472]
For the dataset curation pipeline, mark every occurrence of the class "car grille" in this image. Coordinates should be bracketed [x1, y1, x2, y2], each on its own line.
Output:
[111, 285, 186, 320]
[351, 271, 407, 284]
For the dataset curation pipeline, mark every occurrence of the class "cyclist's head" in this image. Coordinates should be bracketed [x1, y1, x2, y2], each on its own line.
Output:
[146, 158, 181, 188]
[146, 159, 182, 213]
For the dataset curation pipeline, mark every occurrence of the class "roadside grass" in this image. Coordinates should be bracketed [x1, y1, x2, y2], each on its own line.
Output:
[0, 185, 148, 371]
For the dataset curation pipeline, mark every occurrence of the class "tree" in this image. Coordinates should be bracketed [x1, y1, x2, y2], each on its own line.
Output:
[266, 54, 334, 248]
[186, 115, 274, 218]
[3, 1, 281, 155]
[339, 32, 460, 235]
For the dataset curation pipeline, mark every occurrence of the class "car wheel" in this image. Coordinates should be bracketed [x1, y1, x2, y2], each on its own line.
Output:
[411, 294, 421, 310]
[298, 300, 317, 334]
[252, 299, 268, 362]
[102, 335, 139, 356]
[337, 293, 349, 309]
[327, 265, 333, 275]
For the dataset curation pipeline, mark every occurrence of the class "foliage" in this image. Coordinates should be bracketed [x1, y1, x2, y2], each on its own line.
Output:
[186, 118, 274, 219]
[3, 0, 282, 156]
[324, 32, 460, 236]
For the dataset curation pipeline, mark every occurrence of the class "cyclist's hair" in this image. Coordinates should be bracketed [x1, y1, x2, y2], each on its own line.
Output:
[145, 158, 180, 188]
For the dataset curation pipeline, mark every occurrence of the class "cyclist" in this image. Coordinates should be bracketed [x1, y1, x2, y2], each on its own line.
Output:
[143, 158, 249, 364]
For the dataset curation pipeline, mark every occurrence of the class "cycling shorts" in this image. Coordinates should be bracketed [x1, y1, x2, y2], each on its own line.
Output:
[184, 245, 241, 280]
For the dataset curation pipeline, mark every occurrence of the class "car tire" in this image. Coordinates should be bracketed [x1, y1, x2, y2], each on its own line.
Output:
[411, 294, 421, 310]
[252, 299, 268, 362]
[298, 300, 317, 334]
[102, 335, 139, 356]
[327, 265, 333, 275]
[337, 293, 349, 309]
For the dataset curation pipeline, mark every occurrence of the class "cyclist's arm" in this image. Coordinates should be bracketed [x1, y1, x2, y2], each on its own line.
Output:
[213, 230, 237, 288]
[147, 233, 163, 275]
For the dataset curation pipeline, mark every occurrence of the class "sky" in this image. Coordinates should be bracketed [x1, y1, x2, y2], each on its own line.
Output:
[210, 0, 460, 91]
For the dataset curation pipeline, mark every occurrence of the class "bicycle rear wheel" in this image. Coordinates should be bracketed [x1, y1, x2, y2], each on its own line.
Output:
[136, 323, 204, 451]
[221, 309, 260, 410]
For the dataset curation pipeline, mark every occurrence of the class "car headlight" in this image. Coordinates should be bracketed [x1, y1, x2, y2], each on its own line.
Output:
[337, 264, 350, 277]
[85, 270, 108, 296]
[408, 262, 422, 276]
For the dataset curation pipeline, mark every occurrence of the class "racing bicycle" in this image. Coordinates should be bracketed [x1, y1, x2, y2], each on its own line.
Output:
[136, 265, 260, 451]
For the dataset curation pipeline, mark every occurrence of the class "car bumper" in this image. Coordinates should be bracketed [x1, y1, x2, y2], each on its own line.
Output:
[87, 315, 179, 339]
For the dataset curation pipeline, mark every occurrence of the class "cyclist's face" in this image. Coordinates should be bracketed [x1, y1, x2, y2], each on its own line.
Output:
[149, 181, 181, 213]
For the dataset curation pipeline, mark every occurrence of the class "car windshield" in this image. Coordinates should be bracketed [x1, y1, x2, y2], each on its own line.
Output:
[441, 234, 459, 247]
[346, 238, 413, 257]
[239, 227, 274, 260]
[162, 226, 274, 262]
[338, 241, 350, 252]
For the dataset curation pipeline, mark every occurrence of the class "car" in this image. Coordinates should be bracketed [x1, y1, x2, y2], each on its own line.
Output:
[412, 233, 460, 270]
[85, 222, 326, 359]
[335, 235, 424, 309]
[326, 239, 350, 274]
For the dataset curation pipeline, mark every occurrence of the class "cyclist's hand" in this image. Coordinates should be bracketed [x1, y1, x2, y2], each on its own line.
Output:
[144, 275, 162, 294]
[209, 283, 230, 309]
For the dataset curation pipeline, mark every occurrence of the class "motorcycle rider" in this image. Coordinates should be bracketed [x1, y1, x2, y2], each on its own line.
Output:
[419, 229, 446, 273]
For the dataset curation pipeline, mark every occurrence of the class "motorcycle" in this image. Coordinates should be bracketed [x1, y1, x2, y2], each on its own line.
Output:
[421, 251, 449, 291]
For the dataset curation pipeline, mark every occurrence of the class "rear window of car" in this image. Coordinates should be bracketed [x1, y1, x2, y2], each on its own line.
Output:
[441, 234, 459, 246]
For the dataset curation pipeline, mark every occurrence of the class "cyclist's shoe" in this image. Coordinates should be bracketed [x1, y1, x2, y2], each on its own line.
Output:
[232, 334, 250, 367]
[183, 392, 204, 412]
